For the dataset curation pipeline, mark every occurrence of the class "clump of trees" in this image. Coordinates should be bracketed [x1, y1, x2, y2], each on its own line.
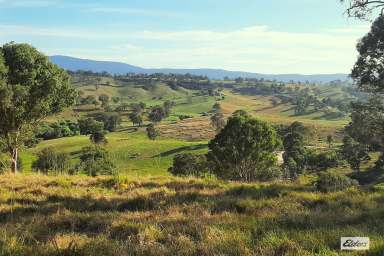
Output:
[36, 120, 80, 140]
[316, 171, 358, 193]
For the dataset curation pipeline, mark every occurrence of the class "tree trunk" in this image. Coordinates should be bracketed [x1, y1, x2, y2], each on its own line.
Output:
[10, 148, 18, 173]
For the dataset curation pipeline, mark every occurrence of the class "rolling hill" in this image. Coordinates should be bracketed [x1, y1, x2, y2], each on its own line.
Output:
[50, 55, 348, 83]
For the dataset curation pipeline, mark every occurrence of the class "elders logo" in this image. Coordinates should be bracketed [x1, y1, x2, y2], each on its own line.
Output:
[341, 237, 370, 251]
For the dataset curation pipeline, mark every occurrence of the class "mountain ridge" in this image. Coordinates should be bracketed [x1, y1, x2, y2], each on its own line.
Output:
[50, 55, 349, 83]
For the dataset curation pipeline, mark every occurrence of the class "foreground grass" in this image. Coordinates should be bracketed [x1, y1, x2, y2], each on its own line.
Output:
[0, 174, 383, 255]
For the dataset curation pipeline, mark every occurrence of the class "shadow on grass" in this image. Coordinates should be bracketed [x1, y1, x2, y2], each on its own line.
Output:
[153, 144, 208, 158]
[350, 167, 384, 185]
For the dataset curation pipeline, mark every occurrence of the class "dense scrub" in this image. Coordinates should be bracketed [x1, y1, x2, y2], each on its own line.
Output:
[0, 174, 382, 255]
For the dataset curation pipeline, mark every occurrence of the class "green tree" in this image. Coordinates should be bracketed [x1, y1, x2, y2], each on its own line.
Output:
[0, 43, 75, 172]
[207, 112, 280, 182]
[169, 153, 208, 178]
[77, 146, 116, 176]
[90, 131, 108, 145]
[129, 112, 143, 126]
[341, 136, 370, 172]
[210, 112, 226, 132]
[98, 94, 109, 109]
[282, 122, 307, 179]
[32, 147, 71, 174]
[327, 135, 334, 148]
[146, 123, 159, 140]
[148, 106, 166, 123]
[78, 118, 104, 135]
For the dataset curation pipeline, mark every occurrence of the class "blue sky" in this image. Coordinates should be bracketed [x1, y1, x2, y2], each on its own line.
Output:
[0, 0, 371, 74]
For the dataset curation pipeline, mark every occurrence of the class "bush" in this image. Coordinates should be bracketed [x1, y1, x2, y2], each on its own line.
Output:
[77, 146, 116, 176]
[169, 153, 208, 177]
[207, 111, 280, 182]
[316, 171, 358, 193]
[36, 120, 79, 140]
[32, 147, 71, 174]
[307, 150, 343, 171]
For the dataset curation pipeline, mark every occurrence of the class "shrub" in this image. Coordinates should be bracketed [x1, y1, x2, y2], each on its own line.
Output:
[169, 153, 208, 177]
[316, 171, 358, 192]
[146, 124, 159, 140]
[32, 147, 71, 174]
[207, 111, 280, 182]
[78, 118, 104, 135]
[36, 120, 79, 140]
[77, 146, 116, 176]
[307, 150, 343, 171]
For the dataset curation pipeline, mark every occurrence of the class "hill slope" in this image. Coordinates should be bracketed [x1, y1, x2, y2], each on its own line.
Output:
[50, 55, 348, 83]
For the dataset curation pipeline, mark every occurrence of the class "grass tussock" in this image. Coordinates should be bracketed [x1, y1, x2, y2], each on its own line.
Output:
[0, 173, 382, 255]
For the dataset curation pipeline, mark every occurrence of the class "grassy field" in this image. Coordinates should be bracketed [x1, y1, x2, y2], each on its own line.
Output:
[21, 131, 208, 176]
[0, 174, 383, 255]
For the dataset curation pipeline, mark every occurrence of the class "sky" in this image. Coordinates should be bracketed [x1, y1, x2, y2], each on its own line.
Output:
[0, 0, 373, 74]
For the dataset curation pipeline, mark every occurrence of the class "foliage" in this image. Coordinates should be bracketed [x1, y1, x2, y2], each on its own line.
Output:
[351, 15, 384, 92]
[307, 150, 343, 171]
[316, 171, 359, 192]
[0, 42, 75, 172]
[282, 122, 307, 179]
[77, 146, 116, 176]
[163, 100, 175, 117]
[210, 113, 226, 132]
[95, 113, 122, 132]
[90, 131, 108, 145]
[78, 118, 104, 135]
[129, 112, 143, 126]
[345, 96, 384, 150]
[146, 124, 159, 140]
[168, 153, 208, 177]
[340, 136, 371, 171]
[207, 111, 280, 182]
[36, 120, 79, 140]
[148, 106, 166, 123]
[32, 147, 71, 174]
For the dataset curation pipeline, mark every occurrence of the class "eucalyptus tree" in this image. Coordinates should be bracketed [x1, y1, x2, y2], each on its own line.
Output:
[0, 42, 75, 172]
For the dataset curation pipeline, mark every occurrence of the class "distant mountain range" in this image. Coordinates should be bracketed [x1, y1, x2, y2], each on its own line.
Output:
[50, 55, 349, 83]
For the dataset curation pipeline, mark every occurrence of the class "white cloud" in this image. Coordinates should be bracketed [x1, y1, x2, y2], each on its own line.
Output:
[0, 23, 370, 74]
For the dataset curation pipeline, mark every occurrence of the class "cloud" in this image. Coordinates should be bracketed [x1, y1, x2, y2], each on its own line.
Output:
[0, 23, 369, 74]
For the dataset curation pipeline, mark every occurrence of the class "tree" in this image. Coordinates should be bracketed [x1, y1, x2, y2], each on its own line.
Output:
[77, 146, 116, 176]
[351, 15, 384, 93]
[212, 102, 222, 113]
[340, 0, 384, 19]
[90, 131, 108, 145]
[95, 113, 121, 132]
[207, 112, 280, 182]
[32, 147, 71, 174]
[210, 112, 226, 132]
[78, 118, 104, 135]
[129, 112, 143, 126]
[282, 122, 308, 179]
[341, 136, 370, 172]
[148, 106, 166, 123]
[146, 123, 159, 140]
[0, 43, 75, 172]
[163, 100, 175, 117]
[98, 94, 109, 109]
[327, 135, 334, 148]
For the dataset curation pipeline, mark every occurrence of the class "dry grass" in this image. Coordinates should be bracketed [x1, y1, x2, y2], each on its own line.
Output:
[0, 174, 383, 255]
